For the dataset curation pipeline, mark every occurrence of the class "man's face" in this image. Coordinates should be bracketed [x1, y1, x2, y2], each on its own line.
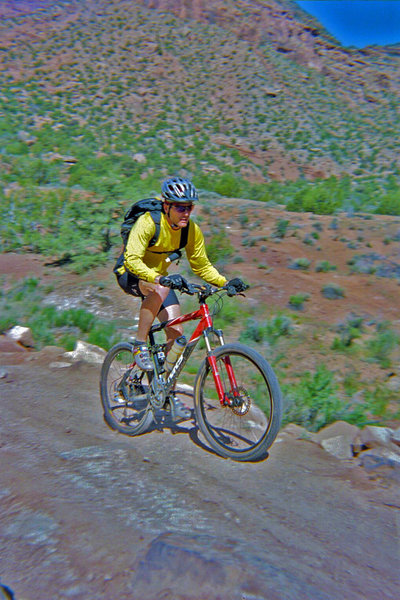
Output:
[164, 202, 194, 229]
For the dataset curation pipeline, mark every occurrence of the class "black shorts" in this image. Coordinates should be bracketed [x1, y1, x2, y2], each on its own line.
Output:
[116, 271, 179, 312]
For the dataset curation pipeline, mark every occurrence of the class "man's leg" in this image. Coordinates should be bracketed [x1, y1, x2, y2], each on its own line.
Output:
[129, 281, 170, 371]
[158, 303, 183, 352]
[136, 281, 171, 343]
[157, 302, 191, 421]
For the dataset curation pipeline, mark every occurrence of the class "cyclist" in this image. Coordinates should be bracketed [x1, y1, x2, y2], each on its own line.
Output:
[114, 176, 246, 418]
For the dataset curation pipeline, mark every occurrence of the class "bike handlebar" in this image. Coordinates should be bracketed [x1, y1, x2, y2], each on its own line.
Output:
[181, 282, 249, 300]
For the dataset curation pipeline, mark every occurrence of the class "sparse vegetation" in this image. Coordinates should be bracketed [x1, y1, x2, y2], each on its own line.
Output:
[0, 0, 399, 437]
[288, 293, 310, 310]
[321, 283, 345, 299]
[0, 277, 121, 350]
[365, 321, 399, 369]
[289, 257, 311, 271]
[282, 364, 343, 431]
[315, 260, 337, 273]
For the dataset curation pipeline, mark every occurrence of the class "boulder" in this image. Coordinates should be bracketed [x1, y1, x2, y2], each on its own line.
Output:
[275, 423, 316, 447]
[6, 326, 34, 348]
[360, 425, 393, 448]
[0, 335, 27, 352]
[49, 361, 73, 369]
[358, 448, 400, 483]
[314, 421, 359, 459]
[63, 341, 106, 365]
[392, 427, 400, 447]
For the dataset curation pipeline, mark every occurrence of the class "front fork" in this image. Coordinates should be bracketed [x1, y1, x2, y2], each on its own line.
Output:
[204, 329, 239, 407]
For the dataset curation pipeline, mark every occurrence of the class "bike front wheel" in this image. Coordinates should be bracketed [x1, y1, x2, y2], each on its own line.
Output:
[194, 343, 282, 461]
[100, 342, 154, 436]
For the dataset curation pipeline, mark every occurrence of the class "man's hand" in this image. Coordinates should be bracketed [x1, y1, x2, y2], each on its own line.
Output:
[226, 277, 248, 296]
[159, 274, 189, 291]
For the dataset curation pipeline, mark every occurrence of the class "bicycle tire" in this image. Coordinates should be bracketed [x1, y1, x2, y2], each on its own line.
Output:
[100, 341, 154, 436]
[194, 343, 282, 461]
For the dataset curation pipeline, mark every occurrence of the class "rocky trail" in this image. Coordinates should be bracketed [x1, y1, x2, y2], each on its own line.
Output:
[0, 342, 399, 600]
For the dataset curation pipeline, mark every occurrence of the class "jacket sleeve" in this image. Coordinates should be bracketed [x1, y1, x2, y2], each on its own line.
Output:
[186, 222, 227, 287]
[123, 213, 159, 283]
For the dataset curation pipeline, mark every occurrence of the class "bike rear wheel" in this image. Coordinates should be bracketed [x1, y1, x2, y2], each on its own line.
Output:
[194, 343, 282, 461]
[100, 341, 154, 436]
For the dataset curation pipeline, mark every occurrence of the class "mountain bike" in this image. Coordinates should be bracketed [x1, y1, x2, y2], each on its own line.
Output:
[100, 283, 282, 461]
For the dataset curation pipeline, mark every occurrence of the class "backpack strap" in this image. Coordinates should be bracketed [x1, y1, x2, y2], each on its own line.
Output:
[179, 222, 189, 250]
[148, 207, 162, 247]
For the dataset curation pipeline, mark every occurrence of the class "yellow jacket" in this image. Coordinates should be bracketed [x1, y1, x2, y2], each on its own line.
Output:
[117, 211, 227, 287]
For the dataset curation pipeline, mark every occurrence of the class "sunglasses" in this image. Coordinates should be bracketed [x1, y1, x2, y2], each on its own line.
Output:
[171, 204, 194, 214]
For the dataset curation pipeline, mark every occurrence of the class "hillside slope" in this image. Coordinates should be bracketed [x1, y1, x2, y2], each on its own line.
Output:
[0, 0, 399, 183]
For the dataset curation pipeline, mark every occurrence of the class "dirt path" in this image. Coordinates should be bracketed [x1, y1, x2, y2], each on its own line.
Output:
[0, 347, 399, 600]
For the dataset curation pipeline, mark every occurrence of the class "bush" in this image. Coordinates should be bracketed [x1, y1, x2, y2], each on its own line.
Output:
[365, 322, 399, 368]
[374, 188, 400, 216]
[315, 260, 337, 273]
[289, 257, 311, 271]
[240, 313, 293, 345]
[205, 230, 235, 264]
[321, 283, 345, 299]
[288, 293, 310, 310]
[87, 322, 118, 350]
[286, 177, 348, 215]
[272, 219, 290, 239]
[332, 314, 364, 350]
[283, 364, 343, 431]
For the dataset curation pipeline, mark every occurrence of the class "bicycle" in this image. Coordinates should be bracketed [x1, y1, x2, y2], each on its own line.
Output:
[100, 282, 282, 461]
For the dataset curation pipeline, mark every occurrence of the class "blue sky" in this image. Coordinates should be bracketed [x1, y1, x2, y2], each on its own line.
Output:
[296, 1, 400, 47]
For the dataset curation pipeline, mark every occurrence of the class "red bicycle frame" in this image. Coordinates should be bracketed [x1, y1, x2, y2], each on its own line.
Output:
[149, 300, 240, 406]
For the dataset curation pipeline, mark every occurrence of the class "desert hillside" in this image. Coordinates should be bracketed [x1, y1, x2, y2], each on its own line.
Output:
[1, 3, 400, 597]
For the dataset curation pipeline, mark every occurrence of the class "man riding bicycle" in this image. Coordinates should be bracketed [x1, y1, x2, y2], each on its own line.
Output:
[114, 176, 246, 418]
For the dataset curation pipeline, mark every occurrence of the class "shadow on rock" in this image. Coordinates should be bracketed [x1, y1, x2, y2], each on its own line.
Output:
[130, 532, 331, 600]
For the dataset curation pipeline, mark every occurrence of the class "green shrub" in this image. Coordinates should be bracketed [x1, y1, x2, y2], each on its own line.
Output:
[315, 260, 337, 273]
[365, 322, 399, 368]
[272, 219, 290, 239]
[288, 293, 310, 310]
[240, 313, 293, 345]
[206, 230, 235, 264]
[321, 283, 345, 299]
[374, 188, 400, 216]
[87, 322, 117, 350]
[332, 314, 364, 350]
[286, 176, 348, 215]
[283, 364, 343, 431]
[289, 257, 311, 271]
[55, 308, 96, 332]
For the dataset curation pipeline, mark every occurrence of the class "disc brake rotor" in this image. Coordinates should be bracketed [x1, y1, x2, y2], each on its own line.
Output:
[230, 386, 251, 416]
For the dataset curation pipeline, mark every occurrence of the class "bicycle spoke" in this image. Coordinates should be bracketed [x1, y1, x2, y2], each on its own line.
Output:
[100, 342, 154, 436]
[195, 344, 282, 460]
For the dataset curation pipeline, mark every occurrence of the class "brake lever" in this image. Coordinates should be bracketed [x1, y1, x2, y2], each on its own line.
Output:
[184, 283, 197, 295]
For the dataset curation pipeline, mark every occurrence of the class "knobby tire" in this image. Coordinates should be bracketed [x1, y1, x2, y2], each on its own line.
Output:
[194, 343, 282, 461]
[100, 341, 154, 436]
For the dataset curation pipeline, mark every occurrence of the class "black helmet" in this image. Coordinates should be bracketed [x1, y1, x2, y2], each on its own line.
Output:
[161, 177, 198, 203]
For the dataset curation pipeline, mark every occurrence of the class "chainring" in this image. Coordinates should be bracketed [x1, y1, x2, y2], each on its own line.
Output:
[149, 379, 166, 409]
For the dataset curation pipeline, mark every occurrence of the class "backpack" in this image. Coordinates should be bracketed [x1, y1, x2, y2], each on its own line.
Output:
[114, 198, 189, 273]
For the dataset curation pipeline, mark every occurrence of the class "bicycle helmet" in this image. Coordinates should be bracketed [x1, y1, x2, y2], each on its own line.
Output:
[161, 177, 198, 203]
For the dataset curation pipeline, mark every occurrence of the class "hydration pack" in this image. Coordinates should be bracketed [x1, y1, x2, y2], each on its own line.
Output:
[114, 198, 189, 273]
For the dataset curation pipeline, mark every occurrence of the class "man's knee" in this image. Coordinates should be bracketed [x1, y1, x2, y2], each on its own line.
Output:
[139, 280, 170, 301]
[166, 324, 184, 339]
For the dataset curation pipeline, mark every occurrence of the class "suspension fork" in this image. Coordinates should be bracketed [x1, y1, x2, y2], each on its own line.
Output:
[204, 328, 240, 406]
